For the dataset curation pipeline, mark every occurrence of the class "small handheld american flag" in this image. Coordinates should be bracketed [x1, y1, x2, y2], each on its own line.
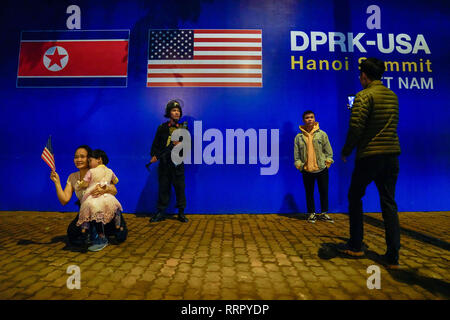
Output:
[41, 135, 55, 170]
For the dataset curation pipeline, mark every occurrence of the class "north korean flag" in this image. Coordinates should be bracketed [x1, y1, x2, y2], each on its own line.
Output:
[17, 30, 129, 87]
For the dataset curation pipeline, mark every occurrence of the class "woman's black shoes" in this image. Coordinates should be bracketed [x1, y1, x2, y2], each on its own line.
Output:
[150, 212, 165, 222]
[177, 212, 188, 223]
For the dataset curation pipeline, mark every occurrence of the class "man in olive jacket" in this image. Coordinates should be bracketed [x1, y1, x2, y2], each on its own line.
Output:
[339, 57, 401, 268]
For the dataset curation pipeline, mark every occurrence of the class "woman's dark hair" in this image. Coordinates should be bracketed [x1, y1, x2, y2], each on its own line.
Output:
[75, 145, 93, 158]
[91, 149, 109, 165]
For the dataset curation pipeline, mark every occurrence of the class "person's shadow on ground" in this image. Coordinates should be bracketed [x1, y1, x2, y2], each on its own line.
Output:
[317, 237, 450, 298]
[17, 234, 124, 253]
[17, 236, 87, 253]
[277, 213, 308, 221]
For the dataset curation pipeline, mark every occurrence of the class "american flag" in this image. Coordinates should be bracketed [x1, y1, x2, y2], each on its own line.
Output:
[41, 136, 55, 170]
[147, 29, 262, 87]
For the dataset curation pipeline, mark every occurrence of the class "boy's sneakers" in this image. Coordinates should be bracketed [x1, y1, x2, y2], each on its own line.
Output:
[307, 213, 317, 223]
[88, 236, 108, 252]
[318, 213, 334, 223]
[307, 213, 334, 223]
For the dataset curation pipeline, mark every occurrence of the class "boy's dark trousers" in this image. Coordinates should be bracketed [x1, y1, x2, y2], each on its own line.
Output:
[302, 168, 329, 214]
[157, 162, 186, 212]
[347, 154, 400, 262]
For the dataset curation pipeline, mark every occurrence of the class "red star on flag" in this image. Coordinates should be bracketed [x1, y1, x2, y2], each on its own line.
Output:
[45, 47, 67, 68]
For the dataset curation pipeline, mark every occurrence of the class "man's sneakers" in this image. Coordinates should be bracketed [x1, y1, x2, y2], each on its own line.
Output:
[318, 213, 334, 223]
[88, 236, 108, 252]
[307, 213, 334, 223]
[336, 243, 365, 257]
[307, 213, 317, 223]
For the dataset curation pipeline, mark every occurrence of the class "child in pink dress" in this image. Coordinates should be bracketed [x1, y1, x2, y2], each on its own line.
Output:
[76, 149, 123, 234]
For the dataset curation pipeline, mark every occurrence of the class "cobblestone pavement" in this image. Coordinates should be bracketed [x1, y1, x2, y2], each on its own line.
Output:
[0, 211, 448, 300]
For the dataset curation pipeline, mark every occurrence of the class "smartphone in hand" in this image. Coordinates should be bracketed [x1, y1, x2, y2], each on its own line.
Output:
[347, 95, 355, 109]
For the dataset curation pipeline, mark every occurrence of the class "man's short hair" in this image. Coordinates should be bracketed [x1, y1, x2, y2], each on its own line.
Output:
[359, 57, 385, 80]
[302, 110, 315, 119]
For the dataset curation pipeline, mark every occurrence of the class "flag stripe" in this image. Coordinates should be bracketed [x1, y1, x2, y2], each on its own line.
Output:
[41, 155, 54, 169]
[194, 56, 261, 60]
[194, 38, 261, 42]
[148, 60, 261, 65]
[194, 47, 261, 51]
[147, 78, 261, 83]
[22, 30, 130, 41]
[19, 75, 128, 78]
[194, 29, 261, 34]
[193, 42, 261, 47]
[148, 68, 262, 73]
[147, 82, 262, 87]
[194, 51, 261, 56]
[42, 153, 55, 168]
[148, 64, 261, 69]
[42, 151, 54, 166]
[42, 147, 54, 163]
[21, 39, 129, 42]
[194, 34, 261, 39]
[148, 73, 262, 78]
[41, 149, 55, 169]
[18, 77, 127, 87]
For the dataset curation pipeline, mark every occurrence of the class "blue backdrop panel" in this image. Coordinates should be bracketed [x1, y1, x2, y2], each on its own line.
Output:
[0, 0, 449, 213]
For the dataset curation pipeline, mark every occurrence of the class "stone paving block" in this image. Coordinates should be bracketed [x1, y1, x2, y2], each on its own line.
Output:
[221, 276, 238, 289]
[204, 272, 221, 282]
[49, 276, 69, 288]
[186, 277, 203, 289]
[118, 262, 135, 271]
[190, 267, 205, 277]
[109, 270, 127, 282]
[21, 280, 48, 296]
[87, 293, 109, 300]
[86, 275, 108, 288]
[108, 287, 130, 300]
[121, 275, 138, 288]
[30, 287, 61, 300]
[183, 288, 201, 299]
[221, 288, 240, 300]
[285, 276, 306, 288]
[237, 282, 256, 295]
[235, 263, 251, 272]
[97, 282, 116, 295]
[159, 266, 177, 277]
[140, 270, 156, 282]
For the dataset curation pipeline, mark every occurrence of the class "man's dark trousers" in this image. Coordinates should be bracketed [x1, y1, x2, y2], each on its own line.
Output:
[348, 154, 400, 262]
[301, 168, 329, 214]
[157, 162, 186, 212]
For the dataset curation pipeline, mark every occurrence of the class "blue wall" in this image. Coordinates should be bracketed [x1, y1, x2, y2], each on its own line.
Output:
[1, 0, 449, 213]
